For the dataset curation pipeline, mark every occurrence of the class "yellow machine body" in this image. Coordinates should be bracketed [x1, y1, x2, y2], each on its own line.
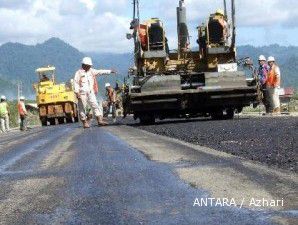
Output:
[33, 66, 78, 125]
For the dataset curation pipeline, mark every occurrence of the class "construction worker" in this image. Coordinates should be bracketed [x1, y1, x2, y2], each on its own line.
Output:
[215, 9, 229, 43]
[267, 56, 281, 114]
[18, 96, 28, 131]
[258, 55, 270, 113]
[104, 83, 117, 122]
[41, 74, 50, 82]
[74, 57, 116, 128]
[0, 96, 10, 133]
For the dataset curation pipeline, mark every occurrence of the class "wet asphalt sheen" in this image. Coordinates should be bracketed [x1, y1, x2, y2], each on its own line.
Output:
[0, 124, 276, 225]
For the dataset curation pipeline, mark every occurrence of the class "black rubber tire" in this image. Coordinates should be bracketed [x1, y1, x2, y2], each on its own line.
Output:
[139, 115, 155, 125]
[225, 109, 235, 120]
[58, 117, 65, 124]
[210, 111, 224, 120]
[40, 118, 47, 126]
[66, 116, 75, 123]
[49, 118, 56, 126]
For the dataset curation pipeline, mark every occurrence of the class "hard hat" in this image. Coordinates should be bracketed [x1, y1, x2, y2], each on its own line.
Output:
[82, 57, 93, 66]
[215, 9, 224, 16]
[19, 96, 25, 101]
[258, 55, 266, 61]
[105, 83, 111, 88]
[267, 56, 275, 62]
[0, 95, 6, 100]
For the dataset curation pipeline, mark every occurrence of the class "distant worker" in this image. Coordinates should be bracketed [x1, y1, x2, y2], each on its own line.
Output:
[18, 96, 28, 131]
[0, 96, 10, 133]
[267, 56, 281, 114]
[258, 55, 270, 113]
[104, 83, 117, 123]
[74, 57, 116, 128]
[41, 74, 50, 82]
[215, 9, 229, 43]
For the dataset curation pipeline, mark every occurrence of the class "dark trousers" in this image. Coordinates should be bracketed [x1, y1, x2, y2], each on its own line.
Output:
[104, 102, 116, 118]
[261, 85, 270, 113]
[20, 115, 27, 131]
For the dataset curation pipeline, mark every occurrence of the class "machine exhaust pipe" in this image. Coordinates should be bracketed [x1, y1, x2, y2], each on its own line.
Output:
[231, 0, 236, 50]
[177, 0, 189, 57]
[223, 0, 227, 17]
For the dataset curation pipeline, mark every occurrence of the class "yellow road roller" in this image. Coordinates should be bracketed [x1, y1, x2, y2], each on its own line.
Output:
[33, 66, 78, 126]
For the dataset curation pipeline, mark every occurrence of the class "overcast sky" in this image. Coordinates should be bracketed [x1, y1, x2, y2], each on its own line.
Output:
[0, 0, 297, 53]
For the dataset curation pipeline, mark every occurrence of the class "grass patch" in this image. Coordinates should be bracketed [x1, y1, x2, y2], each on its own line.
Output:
[7, 100, 40, 128]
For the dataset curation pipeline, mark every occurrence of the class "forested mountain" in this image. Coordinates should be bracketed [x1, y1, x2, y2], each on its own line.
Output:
[0, 38, 296, 99]
[237, 45, 298, 88]
[0, 38, 85, 97]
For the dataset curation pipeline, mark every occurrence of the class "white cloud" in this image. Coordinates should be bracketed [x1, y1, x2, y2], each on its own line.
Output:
[79, 0, 96, 11]
[0, 0, 32, 9]
[0, 0, 297, 53]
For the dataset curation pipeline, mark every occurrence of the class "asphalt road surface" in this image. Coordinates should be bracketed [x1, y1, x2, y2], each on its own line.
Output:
[131, 116, 298, 172]
[0, 123, 297, 225]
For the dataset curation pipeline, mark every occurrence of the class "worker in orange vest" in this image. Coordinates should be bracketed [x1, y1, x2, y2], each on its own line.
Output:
[74, 57, 116, 129]
[18, 96, 28, 131]
[266, 56, 281, 114]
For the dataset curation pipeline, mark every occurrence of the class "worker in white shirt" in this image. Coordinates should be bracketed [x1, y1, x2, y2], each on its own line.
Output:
[74, 57, 116, 128]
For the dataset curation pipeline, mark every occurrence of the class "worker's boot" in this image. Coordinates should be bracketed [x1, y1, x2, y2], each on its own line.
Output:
[274, 107, 281, 114]
[97, 116, 108, 126]
[86, 113, 93, 123]
[82, 120, 90, 129]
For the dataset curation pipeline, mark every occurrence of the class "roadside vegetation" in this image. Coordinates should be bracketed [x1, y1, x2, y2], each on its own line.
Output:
[7, 100, 40, 128]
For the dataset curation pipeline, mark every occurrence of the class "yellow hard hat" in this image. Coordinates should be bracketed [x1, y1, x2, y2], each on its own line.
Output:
[216, 9, 224, 16]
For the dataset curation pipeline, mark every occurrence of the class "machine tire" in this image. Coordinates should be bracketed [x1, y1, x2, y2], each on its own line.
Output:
[40, 118, 47, 126]
[66, 116, 75, 123]
[49, 118, 56, 126]
[58, 117, 65, 124]
[139, 115, 155, 125]
[210, 111, 224, 120]
[225, 108, 235, 120]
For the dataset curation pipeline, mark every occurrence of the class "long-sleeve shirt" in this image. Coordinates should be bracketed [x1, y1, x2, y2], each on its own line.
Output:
[106, 88, 116, 103]
[267, 65, 281, 88]
[0, 102, 8, 117]
[258, 64, 270, 86]
[18, 101, 27, 116]
[74, 68, 112, 94]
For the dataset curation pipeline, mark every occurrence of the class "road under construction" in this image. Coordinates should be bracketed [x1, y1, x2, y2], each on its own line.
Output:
[0, 0, 297, 225]
[0, 115, 297, 225]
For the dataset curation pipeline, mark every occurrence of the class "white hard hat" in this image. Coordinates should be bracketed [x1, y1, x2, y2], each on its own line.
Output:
[19, 96, 25, 101]
[82, 57, 93, 66]
[216, 9, 224, 16]
[258, 55, 266, 61]
[105, 83, 111, 88]
[267, 56, 275, 62]
[1, 95, 6, 100]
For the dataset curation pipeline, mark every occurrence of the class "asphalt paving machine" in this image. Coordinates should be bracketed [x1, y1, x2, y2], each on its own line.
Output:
[123, 0, 260, 124]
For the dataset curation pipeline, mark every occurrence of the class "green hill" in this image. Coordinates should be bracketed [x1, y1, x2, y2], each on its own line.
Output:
[0, 38, 297, 99]
[0, 38, 131, 99]
[237, 45, 298, 88]
[0, 38, 85, 97]
[0, 77, 16, 99]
